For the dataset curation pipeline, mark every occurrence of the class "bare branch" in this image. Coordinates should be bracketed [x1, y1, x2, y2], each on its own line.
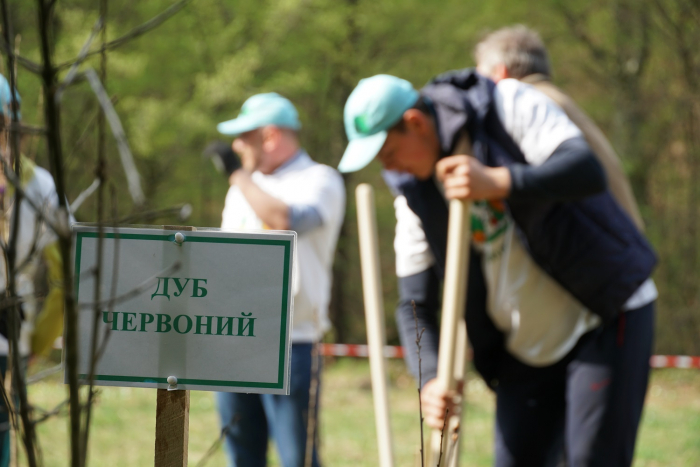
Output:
[413, 300, 425, 467]
[632, 10, 651, 79]
[194, 436, 226, 467]
[35, 0, 82, 463]
[27, 365, 62, 385]
[0, 158, 67, 238]
[1, 0, 39, 461]
[8, 122, 46, 136]
[55, 16, 104, 101]
[92, 186, 122, 374]
[117, 203, 192, 224]
[83, 68, 144, 205]
[652, 0, 699, 92]
[0, 296, 23, 312]
[653, 0, 680, 36]
[195, 419, 235, 467]
[0, 372, 19, 442]
[77, 260, 181, 310]
[64, 106, 104, 169]
[83, 73, 110, 461]
[436, 408, 449, 467]
[70, 178, 101, 213]
[0, 37, 42, 74]
[56, 0, 197, 71]
[555, 2, 614, 73]
[33, 398, 70, 425]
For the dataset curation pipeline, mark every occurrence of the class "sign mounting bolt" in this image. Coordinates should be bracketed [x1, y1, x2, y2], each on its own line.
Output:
[167, 375, 178, 390]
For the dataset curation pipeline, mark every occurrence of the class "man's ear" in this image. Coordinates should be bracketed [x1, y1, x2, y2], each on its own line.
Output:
[261, 126, 281, 152]
[404, 108, 432, 136]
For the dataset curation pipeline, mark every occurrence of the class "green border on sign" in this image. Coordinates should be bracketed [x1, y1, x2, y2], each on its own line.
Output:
[74, 230, 292, 390]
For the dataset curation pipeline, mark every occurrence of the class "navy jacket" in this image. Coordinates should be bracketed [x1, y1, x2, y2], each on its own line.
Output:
[385, 69, 657, 385]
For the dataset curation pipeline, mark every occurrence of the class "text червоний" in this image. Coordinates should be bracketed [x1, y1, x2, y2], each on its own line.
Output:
[102, 311, 256, 336]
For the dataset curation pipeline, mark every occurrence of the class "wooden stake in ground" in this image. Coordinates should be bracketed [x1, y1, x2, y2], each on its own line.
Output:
[356, 184, 396, 467]
[155, 389, 190, 467]
[154, 225, 194, 467]
[428, 199, 471, 467]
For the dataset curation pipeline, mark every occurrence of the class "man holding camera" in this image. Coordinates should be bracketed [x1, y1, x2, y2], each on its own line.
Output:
[205, 93, 345, 467]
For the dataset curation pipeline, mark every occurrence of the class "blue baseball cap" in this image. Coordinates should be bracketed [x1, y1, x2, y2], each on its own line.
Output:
[0, 74, 21, 119]
[338, 75, 418, 173]
[217, 92, 301, 136]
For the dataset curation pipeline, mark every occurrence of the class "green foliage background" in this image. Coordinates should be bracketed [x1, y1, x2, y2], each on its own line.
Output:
[8, 0, 700, 353]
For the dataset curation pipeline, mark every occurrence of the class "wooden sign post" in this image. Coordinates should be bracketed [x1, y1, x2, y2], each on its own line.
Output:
[69, 224, 296, 467]
[154, 225, 194, 467]
[155, 388, 190, 466]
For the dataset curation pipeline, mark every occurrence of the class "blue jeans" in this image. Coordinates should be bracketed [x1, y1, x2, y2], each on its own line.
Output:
[216, 343, 321, 467]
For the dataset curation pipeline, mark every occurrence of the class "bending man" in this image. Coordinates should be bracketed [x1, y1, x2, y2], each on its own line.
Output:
[338, 67, 656, 466]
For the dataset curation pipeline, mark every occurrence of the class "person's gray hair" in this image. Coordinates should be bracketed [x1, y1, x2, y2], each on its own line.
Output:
[474, 25, 551, 79]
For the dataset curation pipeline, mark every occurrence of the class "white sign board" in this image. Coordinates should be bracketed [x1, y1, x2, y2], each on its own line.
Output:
[70, 225, 295, 395]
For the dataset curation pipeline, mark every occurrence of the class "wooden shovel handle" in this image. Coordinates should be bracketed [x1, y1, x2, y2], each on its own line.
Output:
[429, 199, 471, 466]
[356, 184, 395, 467]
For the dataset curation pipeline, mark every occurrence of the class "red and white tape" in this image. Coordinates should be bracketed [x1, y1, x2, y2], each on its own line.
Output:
[318, 344, 699, 369]
[318, 343, 404, 359]
[649, 355, 700, 369]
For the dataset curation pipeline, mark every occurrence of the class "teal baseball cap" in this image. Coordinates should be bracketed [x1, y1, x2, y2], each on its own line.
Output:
[338, 75, 418, 173]
[217, 92, 301, 135]
[0, 74, 21, 119]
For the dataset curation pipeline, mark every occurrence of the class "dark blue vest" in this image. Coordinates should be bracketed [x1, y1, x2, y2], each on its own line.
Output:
[385, 69, 657, 323]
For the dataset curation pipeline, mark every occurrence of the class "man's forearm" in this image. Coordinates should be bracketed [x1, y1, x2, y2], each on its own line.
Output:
[508, 136, 607, 202]
[230, 170, 290, 230]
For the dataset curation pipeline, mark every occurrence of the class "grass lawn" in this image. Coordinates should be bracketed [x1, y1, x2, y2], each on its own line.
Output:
[21, 358, 700, 466]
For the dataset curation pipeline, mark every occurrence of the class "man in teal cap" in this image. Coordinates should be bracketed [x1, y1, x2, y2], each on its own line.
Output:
[339, 72, 656, 466]
[210, 92, 345, 467]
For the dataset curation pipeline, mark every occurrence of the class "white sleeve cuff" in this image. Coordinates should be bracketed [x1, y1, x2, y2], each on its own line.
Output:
[394, 195, 435, 277]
